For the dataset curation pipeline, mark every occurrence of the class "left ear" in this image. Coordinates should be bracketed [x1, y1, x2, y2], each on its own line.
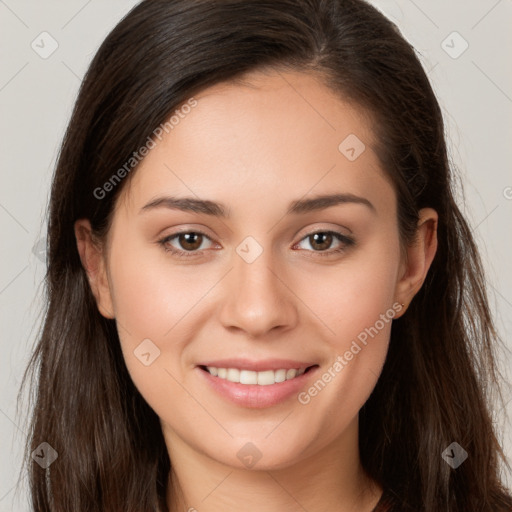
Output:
[394, 208, 438, 317]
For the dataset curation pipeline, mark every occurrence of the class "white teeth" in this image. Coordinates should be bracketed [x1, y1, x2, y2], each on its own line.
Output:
[227, 368, 240, 382]
[240, 370, 257, 385]
[274, 369, 287, 383]
[286, 369, 297, 380]
[257, 370, 274, 385]
[205, 366, 307, 385]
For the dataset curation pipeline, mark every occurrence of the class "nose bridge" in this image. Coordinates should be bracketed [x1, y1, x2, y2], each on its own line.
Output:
[218, 237, 298, 336]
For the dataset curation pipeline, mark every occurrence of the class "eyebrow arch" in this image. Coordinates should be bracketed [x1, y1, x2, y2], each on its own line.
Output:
[141, 196, 228, 216]
[140, 193, 376, 217]
[288, 193, 376, 215]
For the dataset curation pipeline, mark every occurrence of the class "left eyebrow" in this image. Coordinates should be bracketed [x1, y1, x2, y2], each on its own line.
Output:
[287, 193, 376, 215]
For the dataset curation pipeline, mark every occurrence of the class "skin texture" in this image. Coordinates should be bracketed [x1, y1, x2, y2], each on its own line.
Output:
[75, 69, 438, 512]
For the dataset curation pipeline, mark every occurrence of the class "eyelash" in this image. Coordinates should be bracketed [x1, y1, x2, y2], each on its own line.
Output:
[157, 229, 355, 259]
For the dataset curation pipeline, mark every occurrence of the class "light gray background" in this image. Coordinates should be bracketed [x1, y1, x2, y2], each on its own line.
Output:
[1, 1, 511, 509]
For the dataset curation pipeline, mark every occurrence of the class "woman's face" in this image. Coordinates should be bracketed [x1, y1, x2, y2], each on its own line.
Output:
[79, 69, 434, 470]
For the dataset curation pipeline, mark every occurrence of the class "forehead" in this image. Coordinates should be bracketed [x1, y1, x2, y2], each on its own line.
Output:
[166, 68, 376, 163]
[116, 68, 390, 218]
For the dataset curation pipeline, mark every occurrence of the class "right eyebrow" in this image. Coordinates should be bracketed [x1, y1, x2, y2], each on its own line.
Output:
[140, 196, 229, 217]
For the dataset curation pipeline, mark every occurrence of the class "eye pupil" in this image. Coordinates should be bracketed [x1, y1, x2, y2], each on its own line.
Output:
[310, 232, 332, 251]
[180, 232, 203, 250]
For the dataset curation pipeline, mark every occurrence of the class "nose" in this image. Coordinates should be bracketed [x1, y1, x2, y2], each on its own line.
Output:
[218, 245, 299, 338]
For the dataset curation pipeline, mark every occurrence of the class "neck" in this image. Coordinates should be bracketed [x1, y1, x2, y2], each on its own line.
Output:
[164, 417, 383, 512]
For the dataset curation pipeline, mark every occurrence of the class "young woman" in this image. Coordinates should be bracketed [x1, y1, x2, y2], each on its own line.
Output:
[21, 0, 512, 510]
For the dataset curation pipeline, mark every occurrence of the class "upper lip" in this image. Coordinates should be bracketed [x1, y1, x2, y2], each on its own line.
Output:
[197, 358, 317, 372]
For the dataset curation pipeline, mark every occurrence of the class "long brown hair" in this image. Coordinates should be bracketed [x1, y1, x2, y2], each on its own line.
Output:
[19, 0, 512, 510]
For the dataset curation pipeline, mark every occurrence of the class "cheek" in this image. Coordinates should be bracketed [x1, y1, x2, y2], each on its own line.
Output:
[105, 240, 207, 396]
[298, 235, 401, 345]
[292, 237, 400, 411]
[108, 239, 211, 343]
[108, 253, 210, 422]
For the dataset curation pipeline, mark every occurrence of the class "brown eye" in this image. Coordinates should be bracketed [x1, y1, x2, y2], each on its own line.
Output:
[177, 232, 204, 251]
[294, 230, 355, 257]
[308, 232, 334, 251]
[159, 231, 215, 257]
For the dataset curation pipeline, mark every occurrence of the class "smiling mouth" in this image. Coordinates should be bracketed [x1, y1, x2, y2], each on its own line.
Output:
[199, 365, 318, 385]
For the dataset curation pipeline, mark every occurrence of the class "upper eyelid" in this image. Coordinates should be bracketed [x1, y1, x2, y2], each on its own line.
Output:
[160, 221, 352, 239]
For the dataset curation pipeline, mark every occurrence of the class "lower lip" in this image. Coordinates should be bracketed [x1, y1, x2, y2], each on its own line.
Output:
[196, 366, 319, 409]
